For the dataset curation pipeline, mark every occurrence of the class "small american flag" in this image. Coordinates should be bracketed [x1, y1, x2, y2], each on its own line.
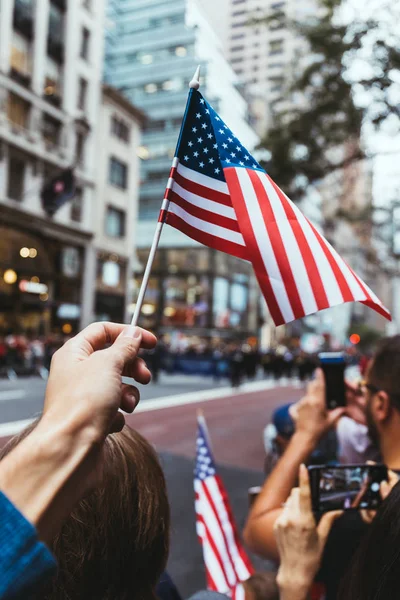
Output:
[160, 89, 390, 326]
[194, 414, 254, 593]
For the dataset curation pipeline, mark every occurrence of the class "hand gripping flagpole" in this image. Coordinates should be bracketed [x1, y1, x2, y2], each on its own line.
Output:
[131, 66, 201, 326]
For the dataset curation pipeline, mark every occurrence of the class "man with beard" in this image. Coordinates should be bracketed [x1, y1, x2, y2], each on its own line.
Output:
[244, 335, 400, 600]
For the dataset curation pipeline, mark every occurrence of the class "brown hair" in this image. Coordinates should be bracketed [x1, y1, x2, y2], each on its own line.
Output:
[243, 572, 279, 600]
[369, 335, 400, 409]
[0, 424, 170, 600]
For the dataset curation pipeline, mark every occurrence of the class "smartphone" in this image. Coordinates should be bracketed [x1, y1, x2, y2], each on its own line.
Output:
[309, 464, 388, 513]
[318, 352, 346, 409]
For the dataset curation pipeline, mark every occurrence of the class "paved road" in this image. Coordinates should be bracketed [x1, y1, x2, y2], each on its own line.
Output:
[0, 373, 246, 426]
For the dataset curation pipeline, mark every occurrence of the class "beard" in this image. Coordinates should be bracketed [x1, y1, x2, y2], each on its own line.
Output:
[365, 399, 380, 448]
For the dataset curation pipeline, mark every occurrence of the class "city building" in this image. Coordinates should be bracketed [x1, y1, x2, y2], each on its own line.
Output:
[105, 0, 261, 341]
[0, 0, 106, 336]
[225, 0, 321, 136]
[94, 85, 145, 323]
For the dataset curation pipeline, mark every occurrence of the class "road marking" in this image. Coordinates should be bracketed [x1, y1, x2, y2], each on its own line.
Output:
[0, 379, 295, 440]
[0, 390, 26, 402]
[135, 379, 279, 414]
[0, 418, 35, 438]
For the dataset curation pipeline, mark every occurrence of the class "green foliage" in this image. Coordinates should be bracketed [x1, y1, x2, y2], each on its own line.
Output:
[258, 0, 400, 200]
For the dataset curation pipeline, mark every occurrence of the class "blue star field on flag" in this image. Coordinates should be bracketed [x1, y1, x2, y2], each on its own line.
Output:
[195, 421, 216, 481]
[178, 91, 263, 182]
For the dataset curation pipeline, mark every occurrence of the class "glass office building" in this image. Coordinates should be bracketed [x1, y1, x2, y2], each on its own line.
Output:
[105, 0, 260, 340]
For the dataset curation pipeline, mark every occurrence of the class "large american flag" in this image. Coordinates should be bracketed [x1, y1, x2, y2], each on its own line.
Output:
[159, 89, 390, 326]
[194, 414, 254, 594]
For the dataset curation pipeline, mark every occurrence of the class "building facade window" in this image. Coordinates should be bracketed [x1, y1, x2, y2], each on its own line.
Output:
[44, 57, 62, 105]
[42, 114, 62, 147]
[111, 116, 130, 143]
[105, 206, 126, 238]
[77, 77, 88, 110]
[80, 27, 90, 60]
[75, 132, 85, 165]
[7, 154, 25, 201]
[269, 39, 284, 55]
[47, 3, 64, 62]
[10, 32, 32, 86]
[13, 0, 34, 39]
[109, 157, 128, 189]
[7, 92, 30, 128]
[70, 187, 83, 222]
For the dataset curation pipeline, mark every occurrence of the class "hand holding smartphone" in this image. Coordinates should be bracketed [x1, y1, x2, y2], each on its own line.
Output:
[318, 352, 346, 410]
[309, 464, 388, 513]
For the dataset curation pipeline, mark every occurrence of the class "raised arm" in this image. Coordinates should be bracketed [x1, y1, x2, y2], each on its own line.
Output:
[243, 370, 345, 560]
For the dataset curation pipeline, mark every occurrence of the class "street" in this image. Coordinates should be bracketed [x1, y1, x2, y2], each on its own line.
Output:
[0, 373, 303, 596]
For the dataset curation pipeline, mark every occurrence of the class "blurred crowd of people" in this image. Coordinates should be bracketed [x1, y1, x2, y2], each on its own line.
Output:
[0, 334, 67, 377]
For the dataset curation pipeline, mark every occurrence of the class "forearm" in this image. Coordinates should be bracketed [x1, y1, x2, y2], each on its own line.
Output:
[250, 432, 314, 517]
[244, 433, 315, 557]
[0, 416, 94, 544]
[279, 583, 310, 600]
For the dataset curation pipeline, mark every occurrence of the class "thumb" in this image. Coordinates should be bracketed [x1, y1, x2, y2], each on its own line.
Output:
[317, 510, 343, 543]
[106, 325, 142, 370]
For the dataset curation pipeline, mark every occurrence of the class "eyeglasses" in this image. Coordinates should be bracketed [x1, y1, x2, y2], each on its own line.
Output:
[357, 380, 381, 396]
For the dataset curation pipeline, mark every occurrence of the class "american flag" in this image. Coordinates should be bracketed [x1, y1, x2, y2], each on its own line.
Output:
[194, 414, 254, 594]
[159, 89, 390, 326]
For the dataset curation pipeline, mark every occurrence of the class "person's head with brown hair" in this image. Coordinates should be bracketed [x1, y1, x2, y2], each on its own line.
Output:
[0, 424, 170, 600]
[363, 335, 400, 450]
[242, 572, 279, 600]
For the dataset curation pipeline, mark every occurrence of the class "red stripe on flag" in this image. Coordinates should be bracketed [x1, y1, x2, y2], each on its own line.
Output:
[202, 479, 241, 583]
[308, 221, 356, 303]
[214, 476, 254, 577]
[248, 170, 305, 320]
[174, 170, 232, 207]
[170, 191, 241, 233]
[197, 511, 230, 591]
[166, 212, 249, 261]
[267, 176, 330, 311]
[224, 168, 285, 326]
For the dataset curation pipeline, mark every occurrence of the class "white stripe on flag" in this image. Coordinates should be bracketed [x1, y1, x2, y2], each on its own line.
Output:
[200, 526, 230, 592]
[206, 477, 252, 582]
[197, 485, 237, 588]
[235, 169, 295, 323]
[173, 181, 238, 220]
[281, 191, 345, 306]
[168, 202, 246, 246]
[177, 162, 229, 194]
[323, 239, 368, 300]
[233, 583, 246, 600]
[256, 172, 318, 316]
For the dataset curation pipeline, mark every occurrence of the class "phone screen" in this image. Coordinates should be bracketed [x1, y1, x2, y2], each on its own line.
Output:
[309, 465, 388, 513]
[319, 352, 346, 409]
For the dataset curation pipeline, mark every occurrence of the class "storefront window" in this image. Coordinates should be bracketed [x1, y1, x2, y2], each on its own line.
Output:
[162, 275, 209, 327]
[136, 248, 163, 271]
[132, 276, 160, 329]
[166, 248, 210, 273]
[213, 277, 230, 328]
[230, 281, 249, 327]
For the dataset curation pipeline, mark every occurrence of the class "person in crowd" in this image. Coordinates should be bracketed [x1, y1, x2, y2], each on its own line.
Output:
[0, 423, 170, 600]
[241, 572, 279, 600]
[244, 335, 400, 599]
[340, 478, 400, 600]
[0, 322, 156, 599]
[229, 345, 244, 388]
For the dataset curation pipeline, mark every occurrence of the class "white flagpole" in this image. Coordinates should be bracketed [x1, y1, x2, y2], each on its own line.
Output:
[131, 66, 201, 326]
